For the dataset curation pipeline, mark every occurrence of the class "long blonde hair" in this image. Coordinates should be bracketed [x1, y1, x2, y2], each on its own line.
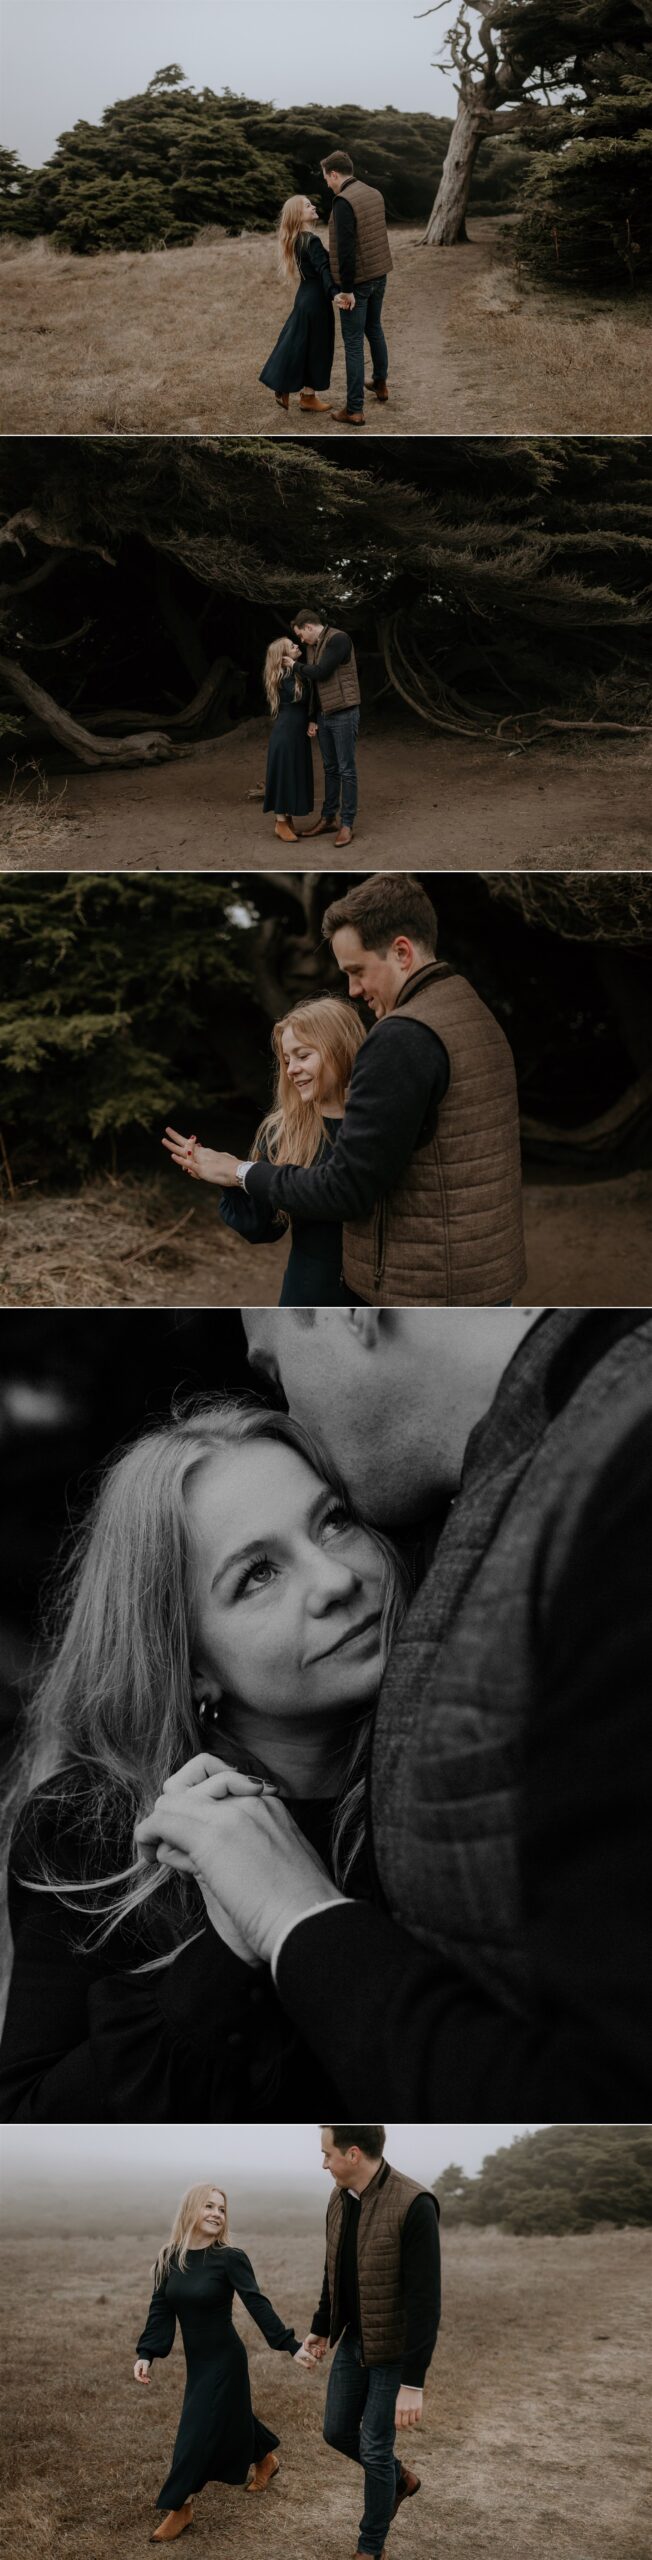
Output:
[278, 193, 313, 282]
[153, 2184, 229, 2288]
[254, 997, 365, 1173]
[4, 1398, 408, 1972]
[263, 636, 304, 718]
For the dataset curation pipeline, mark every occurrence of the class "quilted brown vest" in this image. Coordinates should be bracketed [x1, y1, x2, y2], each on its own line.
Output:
[328, 181, 393, 285]
[325, 2162, 434, 2364]
[309, 626, 361, 714]
[371, 1313, 652, 2012]
[343, 962, 525, 1306]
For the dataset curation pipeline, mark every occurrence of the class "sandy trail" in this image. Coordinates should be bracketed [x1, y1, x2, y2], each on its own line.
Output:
[2, 221, 650, 437]
[4, 723, 650, 872]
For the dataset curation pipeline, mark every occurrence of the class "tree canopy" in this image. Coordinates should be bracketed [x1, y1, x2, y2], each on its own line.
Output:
[435, 2123, 652, 2232]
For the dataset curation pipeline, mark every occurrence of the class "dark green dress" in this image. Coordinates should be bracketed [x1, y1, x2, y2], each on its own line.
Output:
[136, 2243, 300, 2508]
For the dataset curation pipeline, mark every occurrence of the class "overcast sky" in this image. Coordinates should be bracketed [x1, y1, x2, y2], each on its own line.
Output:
[1, 0, 462, 167]
[2, 2123, 545, 2191]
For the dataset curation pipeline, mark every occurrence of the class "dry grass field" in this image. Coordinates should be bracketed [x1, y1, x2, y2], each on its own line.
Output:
[2, 724, 651, 872]
[1, 1168, 651, 1309]
[1, 220, 650, 437]
[0, 2212, 650, 2560]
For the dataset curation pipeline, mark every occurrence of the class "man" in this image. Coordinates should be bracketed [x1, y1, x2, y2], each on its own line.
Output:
[303, 2125, 440, 2560]
[146, 1305, 652, 2113]
[238, 874, 526, 1306]
[322, 151, 393, 425]
[294, 608, 362, 848]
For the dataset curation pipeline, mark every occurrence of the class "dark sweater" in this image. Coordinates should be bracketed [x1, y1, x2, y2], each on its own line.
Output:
[276, 1313, 652, 2115]
[244, 1017, 450, 1231]
[331, 193, 359, 296]
[312, 2186, 441, 2384]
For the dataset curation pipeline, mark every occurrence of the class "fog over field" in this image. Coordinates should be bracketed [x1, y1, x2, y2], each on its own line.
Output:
[0, 2122, 546, 2231]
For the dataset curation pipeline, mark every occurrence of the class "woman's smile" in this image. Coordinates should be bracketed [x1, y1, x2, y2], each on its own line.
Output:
[303, 1610, 381, 1668]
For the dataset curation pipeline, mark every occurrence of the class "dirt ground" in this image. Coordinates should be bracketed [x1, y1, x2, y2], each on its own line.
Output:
[2, 1169, 650, 1310]
[0, 2217, 650, 2560]
[1, 220, 650, 437]
[3, 722, 651, 872]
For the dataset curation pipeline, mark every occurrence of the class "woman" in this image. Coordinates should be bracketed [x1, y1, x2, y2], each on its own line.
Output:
[261, 635, 314, 843]
[260, 193, 349, 415]
[162, 995, 365, 1307]
[134, 2182, 314, 2542]
[0, 1400, 407, 2121]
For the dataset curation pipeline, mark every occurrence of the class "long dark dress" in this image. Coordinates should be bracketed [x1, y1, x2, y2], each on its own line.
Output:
[219, 1117, 357, 1307]
[0, 1769, 360, 2121]
[263, 664, 314, 818]
[260, 233, 336, 395]
[137, 2246, 299, 2507]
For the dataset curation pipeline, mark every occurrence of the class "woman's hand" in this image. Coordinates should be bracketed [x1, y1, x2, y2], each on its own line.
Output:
[134, 2360, 152, 2385]
[134, 1755, 344, 1969]
[294, 2344, 320, 2371]
[162, 1130, 241, 1187]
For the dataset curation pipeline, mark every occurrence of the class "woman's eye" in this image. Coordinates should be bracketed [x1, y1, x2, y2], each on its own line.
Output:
[235, 1554, 276, 1598]
[321, 1502, 354, 1540]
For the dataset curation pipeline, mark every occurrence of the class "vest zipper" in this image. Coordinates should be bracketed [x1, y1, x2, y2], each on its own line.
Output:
[373, 1197, 387, 1291]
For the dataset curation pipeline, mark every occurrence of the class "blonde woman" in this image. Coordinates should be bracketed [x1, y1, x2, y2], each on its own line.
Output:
[162, 994, 365, 1304]
[261, 634, 315, 842]
[260, 193, 353, 413]
[134, 2181, 316, 2541]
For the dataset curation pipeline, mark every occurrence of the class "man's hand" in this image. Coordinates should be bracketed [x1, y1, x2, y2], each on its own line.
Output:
[294, 2343, 321, 2371]
[134, 1755, 345, 1968]
[395, 2385, 423, 2430]
[162, 1130, 240, 1187]
[307, 721, 318, 737]
[335, 292, 355, 310]
[302, 2332, 328, 2361]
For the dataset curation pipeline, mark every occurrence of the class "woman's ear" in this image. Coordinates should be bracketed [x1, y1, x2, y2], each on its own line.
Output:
[191, 1673, 223, 1714]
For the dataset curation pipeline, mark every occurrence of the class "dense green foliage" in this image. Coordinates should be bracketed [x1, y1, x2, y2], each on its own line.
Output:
[0, 67, 528, 254]
[0, 879, 259, 1177]
[510, 4, 652, 286]
[436, 2124, 652, 2231]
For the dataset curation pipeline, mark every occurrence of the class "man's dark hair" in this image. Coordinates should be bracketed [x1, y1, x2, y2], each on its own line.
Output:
[294, 608, 323, 628]
[322, 2125, 386, 2158]
[323, 875, 437, 957]
[321, 151, 355, 177]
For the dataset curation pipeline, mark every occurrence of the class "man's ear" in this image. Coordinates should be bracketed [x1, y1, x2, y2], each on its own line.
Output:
[394, 935, 415, 975]
[348, 1309, 381, 1351]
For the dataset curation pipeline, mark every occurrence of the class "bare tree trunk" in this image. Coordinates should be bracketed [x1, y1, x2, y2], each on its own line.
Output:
[423, 98, 487, 243]
[0, 653, 173, 768]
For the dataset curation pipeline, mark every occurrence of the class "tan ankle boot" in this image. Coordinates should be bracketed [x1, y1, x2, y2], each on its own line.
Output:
[151, 2501, 193, 2542]
[299, 393, 331, 412]
[274, 818, 299, 841]
[246, 2452, 280, 2491]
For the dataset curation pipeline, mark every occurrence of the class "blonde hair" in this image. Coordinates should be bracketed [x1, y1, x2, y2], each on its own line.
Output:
[278, 193, 312, 283]
[263, 636, 304, 718]
[153, 2184, 229, 2288]
[5, 1398, 408, 1974]
[255, 997, 365, 1174]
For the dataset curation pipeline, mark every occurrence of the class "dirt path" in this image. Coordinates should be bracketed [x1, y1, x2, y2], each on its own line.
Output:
[5, 723, 650, 871]
[2, 222, 650, 436]
[1, 2223, 650, 2560]
[2, 1172, 650, 1309]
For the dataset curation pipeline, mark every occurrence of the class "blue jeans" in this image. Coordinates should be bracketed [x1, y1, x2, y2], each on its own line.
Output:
[339, 277, 388, 413]
[318, 707, 360, 825]
[323, 2330, 402, 2558]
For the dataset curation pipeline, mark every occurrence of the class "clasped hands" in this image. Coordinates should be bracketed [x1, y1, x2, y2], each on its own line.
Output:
[134, 1752, 343, 1969]
[334, 291, 355, 310]
[162, 1127, 240, 1187]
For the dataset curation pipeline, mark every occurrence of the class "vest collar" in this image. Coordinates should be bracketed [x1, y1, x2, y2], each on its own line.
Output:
[392, 961, 450, 1010]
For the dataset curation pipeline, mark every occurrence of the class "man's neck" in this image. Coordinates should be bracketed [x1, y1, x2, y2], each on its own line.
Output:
[346, 2156, 384, 2197]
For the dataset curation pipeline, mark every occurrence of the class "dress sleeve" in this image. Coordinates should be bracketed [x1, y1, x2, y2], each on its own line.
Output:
[228, 2249, 300, 2353]
[0, 1783, 129, 2121]
[136, 2272, 177, 2362]
[218, 1185, 287, 1248]
[306, 233, 338, 299]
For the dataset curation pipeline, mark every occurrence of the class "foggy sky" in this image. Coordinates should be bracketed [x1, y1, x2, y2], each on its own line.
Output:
[1, 0, 461, 168]
[1, 2123, 546, 2191]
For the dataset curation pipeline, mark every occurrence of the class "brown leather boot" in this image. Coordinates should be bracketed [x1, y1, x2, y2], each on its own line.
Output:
[274, 818, 299, 841]
[365, 379, 389, 402]
[392, 2462, 421, 2517]
[275, 394, 290, 411]
[332, 407, 366, 426]
[334, 824, 354, 848]
[246, 2452, 280, 2491]
[297, 815, 338, 838]
[299, 393, 331, 412]
[151, 2502, 193, 2541]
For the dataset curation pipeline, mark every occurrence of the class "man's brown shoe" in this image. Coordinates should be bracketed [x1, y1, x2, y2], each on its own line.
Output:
[151, 2503, 193, 2542]
[274, 818, 299, 841]
[299, 393, 331, 412]
[246, 2452, 280, 2491]
[332, 407, 366, 426]
[334, 825, 354, 848]
[298, 816, 339, 837]
[392, 2464, 421, 2518]
[365, 379, 389, 402]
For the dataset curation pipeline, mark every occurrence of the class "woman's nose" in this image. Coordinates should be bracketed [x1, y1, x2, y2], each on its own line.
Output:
[306, 1545, 360, 1613]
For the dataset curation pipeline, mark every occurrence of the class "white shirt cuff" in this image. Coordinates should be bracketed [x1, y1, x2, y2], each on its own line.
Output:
[237, 1160, 255, 1188]
[270, 1898, 355, 1984]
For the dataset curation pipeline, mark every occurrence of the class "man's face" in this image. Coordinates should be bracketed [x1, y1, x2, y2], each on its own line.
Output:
[243, 1309, 539, 1530]
[294, 621, 323, 647]
[331, 926, 420, 1018]
[321, 2130, 361, 2186]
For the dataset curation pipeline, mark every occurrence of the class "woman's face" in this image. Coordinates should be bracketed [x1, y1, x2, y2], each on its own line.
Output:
[193, 2189, 226, 2242]
[186, 1441, 385, 1722]
[281, 1023, 329, 1102]
[303, 197, 318, 225]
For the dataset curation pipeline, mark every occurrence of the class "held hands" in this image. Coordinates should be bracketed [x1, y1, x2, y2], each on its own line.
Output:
[307, 721, 318, 737]
[302, 2332, 328, 2362]
[162, 1128, 240, 1187]
[395, 2385, 423, 2429]
[134, 2360, 152, 2385]
[334, 292, 355, 309]
[294, 2343, 321, 2371]
[134, 1752, 344, 1968]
